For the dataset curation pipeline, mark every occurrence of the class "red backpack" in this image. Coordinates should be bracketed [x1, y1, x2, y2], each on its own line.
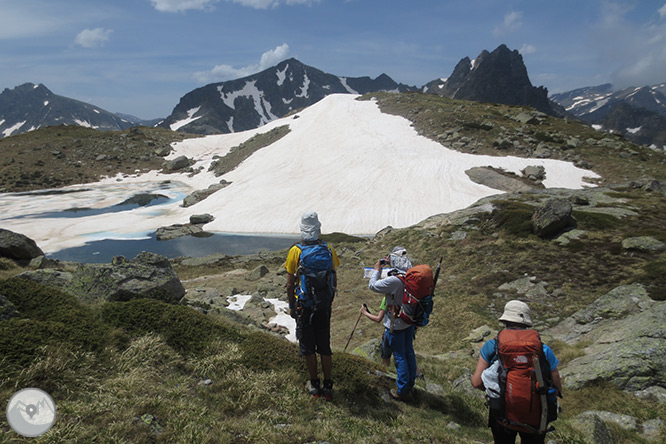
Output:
[394, 264, 434, 327]
[491, 329, 556, 434]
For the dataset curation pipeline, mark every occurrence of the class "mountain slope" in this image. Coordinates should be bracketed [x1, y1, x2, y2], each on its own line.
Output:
[422, 44, 561, 116]
[0, 83, 138, 138]
[159, 58, 416, 135]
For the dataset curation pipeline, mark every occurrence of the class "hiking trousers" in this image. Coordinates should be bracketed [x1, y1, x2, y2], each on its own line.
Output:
[388, 325, 416, 395]
[489, 414, 546, 444]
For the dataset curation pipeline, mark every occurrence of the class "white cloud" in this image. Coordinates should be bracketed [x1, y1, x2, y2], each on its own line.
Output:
[150, 0, 219, 12]
[519, 44, 537, 55]
[193, 43, 290, 83]
[493, 11, 523, 37]
[150, 0, 317, 11]
[229, 0, 278, 8]
[591, 2, 666, 88]
[658, 3, 666, 19]
[74, 28, 113, 48]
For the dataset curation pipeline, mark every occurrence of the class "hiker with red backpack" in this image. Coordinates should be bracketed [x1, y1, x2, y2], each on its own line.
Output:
[471, 300, 563, 444]
[286, 211, 340, 400]
[368, 247, 434, 401]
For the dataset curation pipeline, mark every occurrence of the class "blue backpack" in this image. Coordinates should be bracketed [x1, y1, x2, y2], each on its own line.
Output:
[296, 242, 335, 313]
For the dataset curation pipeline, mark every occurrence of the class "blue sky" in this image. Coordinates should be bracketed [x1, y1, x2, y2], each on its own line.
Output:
[2, 0, 665, 119]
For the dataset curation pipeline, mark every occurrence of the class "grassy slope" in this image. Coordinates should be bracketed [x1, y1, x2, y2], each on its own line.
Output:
[2, 92, 666, 442]
[0, 126, 195, 192]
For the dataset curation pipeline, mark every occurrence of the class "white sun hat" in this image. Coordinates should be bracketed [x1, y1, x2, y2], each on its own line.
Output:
[300, 211, 321, 241]
[499, 300, 533, 327]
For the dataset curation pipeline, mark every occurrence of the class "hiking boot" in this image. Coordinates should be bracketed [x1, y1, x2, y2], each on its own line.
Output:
[305, 379, 320, 397]
[390, 388, 411, 402]
[321, 379, 334, 401]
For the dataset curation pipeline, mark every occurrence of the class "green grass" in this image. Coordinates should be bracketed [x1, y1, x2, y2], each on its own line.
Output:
[209, 125, 290, 176]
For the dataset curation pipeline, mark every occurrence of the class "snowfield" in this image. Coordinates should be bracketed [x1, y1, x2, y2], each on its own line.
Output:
[0, 94, 599, 253]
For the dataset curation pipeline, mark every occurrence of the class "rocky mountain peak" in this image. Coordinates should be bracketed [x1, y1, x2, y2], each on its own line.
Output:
[424, 44, 560, 116]
[159, 58, 416, 135]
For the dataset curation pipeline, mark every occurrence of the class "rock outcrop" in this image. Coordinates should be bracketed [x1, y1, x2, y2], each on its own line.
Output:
[547, 284, 666, 391]
[531, 198, 574, 238]
[20, 251, 185, 304]
[0, 229, 44, 261]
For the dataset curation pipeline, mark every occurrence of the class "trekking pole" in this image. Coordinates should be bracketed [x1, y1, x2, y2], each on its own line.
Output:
[344, 303, 367, 352]
[433, 257, 443, 294]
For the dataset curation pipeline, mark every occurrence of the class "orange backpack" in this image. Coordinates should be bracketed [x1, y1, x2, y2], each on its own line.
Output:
[394, 264, 434, 326]
[491, 329, 555, 434]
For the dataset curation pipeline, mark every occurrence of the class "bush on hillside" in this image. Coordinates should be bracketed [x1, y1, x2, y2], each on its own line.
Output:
[320, 232, 368, 244]
[573, 211, 622, 230]
[491, 201, 534, 237]
[0, 278, 109, 371]
[640, 261, 666, 301]
[101, 298, 241, 355]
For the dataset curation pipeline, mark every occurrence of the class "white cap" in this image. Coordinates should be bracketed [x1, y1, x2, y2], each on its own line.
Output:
[300, 211, 321, 241]
[499, 300, 533, 327]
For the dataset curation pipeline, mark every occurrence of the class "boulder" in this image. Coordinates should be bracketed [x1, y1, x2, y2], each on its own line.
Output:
[570, 412, 617, 444]
[0, 229, 44, 261]
[559, 300, 666, 391]
[242, 294, 275, 325]
[531, 198, 574, 237]
[465, 167, 533, 193]
[155, 224, 204, 240]
[189, 213, 215, 225]
[164, 155, 190, 171]
[248, 265, 269, 281]
[182, 182, 229, 207]
[547, 284, 654, 345]
[522, 165, 546, 182]
[621, 236, 666, 252]
[351, 338, 382, 362]
[19, 251, 185, 304]
[116, 193, 168, 207]
[29, 255, 62, 269]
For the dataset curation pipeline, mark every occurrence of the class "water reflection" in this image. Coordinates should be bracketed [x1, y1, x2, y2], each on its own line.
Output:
[48, 232, 300, 263]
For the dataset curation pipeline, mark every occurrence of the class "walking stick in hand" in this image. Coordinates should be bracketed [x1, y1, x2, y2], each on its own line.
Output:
[344, 303, 368, 352]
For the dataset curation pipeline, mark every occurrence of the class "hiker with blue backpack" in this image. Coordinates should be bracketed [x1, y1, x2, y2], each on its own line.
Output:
[471, 300, 563, 444]
[285, 211, 340, 400]
[368, 247, 434, 401]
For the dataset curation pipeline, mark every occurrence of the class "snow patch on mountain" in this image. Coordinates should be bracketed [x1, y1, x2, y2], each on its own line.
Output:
[170, 107, 201, 131]
[339, 77, 358, 94]
[276, 64, 288, 86]
[3, 121, 26, 137]
[296, 74, 310, 98]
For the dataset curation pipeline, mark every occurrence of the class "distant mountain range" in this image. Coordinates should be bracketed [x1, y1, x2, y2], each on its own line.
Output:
[157, 58, 416, 134]
[0, 83, 159, 138]
[550, 83, 666, 149]
[1, 46, 664, 149]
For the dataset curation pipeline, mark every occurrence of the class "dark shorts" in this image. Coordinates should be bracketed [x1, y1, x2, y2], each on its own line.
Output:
[297, 309, 332, 356]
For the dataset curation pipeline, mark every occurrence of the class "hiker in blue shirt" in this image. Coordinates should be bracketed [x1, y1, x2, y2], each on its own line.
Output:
[471, 300, 563, 444]
[368, 246, 416, 401]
